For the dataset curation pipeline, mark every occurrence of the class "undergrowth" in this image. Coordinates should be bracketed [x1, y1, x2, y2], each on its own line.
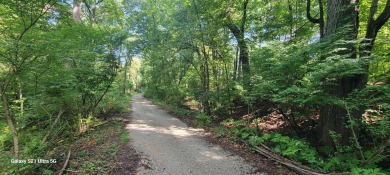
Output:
[148, 96, 390, 175]
[53, 118, 129, 175]
[223, 118, 389, 175]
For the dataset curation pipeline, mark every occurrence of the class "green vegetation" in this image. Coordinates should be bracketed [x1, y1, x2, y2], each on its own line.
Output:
[0, 1, 139, 174]
[1, 0, 390, 174]
[195, 114, 213, 127]
[135, 0, 390, 174]
[60, 119, 128, 175]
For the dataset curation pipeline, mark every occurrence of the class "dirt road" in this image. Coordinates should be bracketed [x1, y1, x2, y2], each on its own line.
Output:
[127, 94, 264, 175]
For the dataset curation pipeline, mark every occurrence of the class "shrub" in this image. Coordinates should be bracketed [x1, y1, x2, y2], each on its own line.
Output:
[249, 133, 321, 167]
[195, 114, 212, 127]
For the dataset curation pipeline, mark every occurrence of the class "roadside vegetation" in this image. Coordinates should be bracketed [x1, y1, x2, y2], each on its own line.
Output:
[139, 0, 390, 174]
[0, 1, 140, 174]
[1, 0, 389, 175]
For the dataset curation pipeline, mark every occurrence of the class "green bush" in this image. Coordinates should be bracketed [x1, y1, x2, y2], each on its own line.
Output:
[351, 168, 387, 175]
[97, 90, 131, 115]
[195, 114, 212, 127]
[249, 133, 321, 167]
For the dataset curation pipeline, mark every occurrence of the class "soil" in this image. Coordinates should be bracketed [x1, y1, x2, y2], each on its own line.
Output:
[111, 139, 140, 175]
[111, 116, 141, 175]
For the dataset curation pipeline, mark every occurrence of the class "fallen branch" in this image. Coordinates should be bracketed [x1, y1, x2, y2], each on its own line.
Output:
[41, 110, 64, 143]
[253, 144, 326, 175]
[58, 150, 71, 175]
[235, 136, 328, 175]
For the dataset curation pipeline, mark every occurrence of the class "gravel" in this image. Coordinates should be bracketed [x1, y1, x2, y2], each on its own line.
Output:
[127, 94, 266, 175]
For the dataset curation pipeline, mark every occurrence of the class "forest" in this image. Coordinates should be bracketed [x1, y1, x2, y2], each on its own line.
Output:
[1, 0, 389, 174]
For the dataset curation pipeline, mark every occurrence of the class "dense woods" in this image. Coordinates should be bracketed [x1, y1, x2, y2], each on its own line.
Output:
[138, 0, 390, 174]
[1, 0, 389, 174]
[0, 0, 139, 173]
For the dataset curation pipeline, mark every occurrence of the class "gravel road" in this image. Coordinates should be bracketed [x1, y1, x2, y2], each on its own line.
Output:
[127, 94, 264, 175]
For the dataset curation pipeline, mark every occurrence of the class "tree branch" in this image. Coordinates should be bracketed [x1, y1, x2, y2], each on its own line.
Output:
[18, 0, 53, 40]
[240, 0, 249, 34]
[41, 110, 64, 143]
[58, 150, 71, 175]
[366, 0, 390, 39]
[306, 0, 320, 24]
[374, 0, 390, 31]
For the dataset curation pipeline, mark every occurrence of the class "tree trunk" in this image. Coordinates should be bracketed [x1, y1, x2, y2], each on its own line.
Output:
[233, 46, 239, 80]
[19, 84, 23, 114]
[239, 38, 250, 89]
[226, 0, 250, 90]
[73, 1, 82, 21]
[317, 0, 390, 147]
[202, 48, 211, 115]
[124, 57, 128, 94]
[1, 85, 19, 157]
[318, 0, 361, 146]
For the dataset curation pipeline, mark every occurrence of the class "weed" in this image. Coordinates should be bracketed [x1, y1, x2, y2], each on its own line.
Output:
[120, 133, 129, 144]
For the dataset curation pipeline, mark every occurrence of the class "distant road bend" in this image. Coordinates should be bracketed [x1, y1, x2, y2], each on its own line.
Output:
[127, 94, 264, 175]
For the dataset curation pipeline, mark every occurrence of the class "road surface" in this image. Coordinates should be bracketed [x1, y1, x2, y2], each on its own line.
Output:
[127, 94, 264, 175]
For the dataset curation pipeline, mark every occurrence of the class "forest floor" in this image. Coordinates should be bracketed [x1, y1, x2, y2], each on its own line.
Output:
[52, 116, 140, 175]
[126, 94, 294, 175]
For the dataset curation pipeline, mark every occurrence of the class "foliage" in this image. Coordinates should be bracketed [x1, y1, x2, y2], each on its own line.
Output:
[1, 0, 389, 174]
[351, 168, 387, 175]
[97, 86, 132, 115]
[246, 132, 321, 167]
[195, 114, 212, 127]
[223, 116, 389, 173]
[120, 133, 129, 144]
[0, 0, 135, 174]
[53, 119, 129, 175]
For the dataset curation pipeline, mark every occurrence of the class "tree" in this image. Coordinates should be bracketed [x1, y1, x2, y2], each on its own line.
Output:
[307, 0, 390, 146]
[0, 0, 56, 157]
[225, 0, 250, 90]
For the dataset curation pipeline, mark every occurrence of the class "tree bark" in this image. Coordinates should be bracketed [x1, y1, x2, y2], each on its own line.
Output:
[199, 48, 211, 115]
[73, 1, 82, 21]
[19, 83, 23, 114]
[318, 0, 390, 146]
[318, 0, 361, 146]
[1, 85, 19, 156]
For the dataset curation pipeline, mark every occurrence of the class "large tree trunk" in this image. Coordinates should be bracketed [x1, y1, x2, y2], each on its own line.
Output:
[318, 0, 390, 146]
[239, 38, 250, 89]
[318, 0, 361, 146]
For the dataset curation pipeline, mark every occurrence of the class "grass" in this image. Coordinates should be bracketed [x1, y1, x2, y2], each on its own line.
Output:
[120, 133, 129, 144]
